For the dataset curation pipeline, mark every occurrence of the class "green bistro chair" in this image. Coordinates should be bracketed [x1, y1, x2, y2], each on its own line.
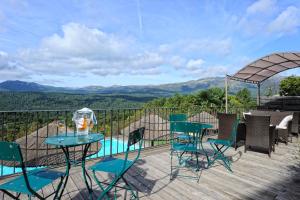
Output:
[0, 141, 65, 200]
[207, 118, 239, 172]
[170, 121, 204, 180]
[90, 127, 145, 200]
[169, 114, 191, 141]
[169, 113, 187, 122]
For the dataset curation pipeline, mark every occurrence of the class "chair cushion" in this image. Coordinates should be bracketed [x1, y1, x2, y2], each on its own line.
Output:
[89, 157, 133, 175]
[243, 112, 251, 119]
[176, 134, 192, 140]
[276, 115, 293, 129]
[207, 138, 232, 146]
[0, 168, 64, 195]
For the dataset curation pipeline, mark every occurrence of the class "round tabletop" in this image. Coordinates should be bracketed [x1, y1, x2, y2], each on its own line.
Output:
[45, 133, 104, 147]
[185, 121, 213, 129]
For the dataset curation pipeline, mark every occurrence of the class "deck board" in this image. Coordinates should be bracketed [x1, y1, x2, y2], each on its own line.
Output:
[0, 138, 299, 200]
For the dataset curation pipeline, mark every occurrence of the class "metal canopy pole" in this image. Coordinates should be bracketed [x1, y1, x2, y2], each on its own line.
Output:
[225, 75, 228, 113]
[257, 83, 261, 106]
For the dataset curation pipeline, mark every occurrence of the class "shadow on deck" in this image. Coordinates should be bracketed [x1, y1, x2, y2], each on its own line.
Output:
[1, 138, 300, 200]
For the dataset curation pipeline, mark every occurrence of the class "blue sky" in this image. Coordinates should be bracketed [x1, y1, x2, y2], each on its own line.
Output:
[0, 0, 299, 87]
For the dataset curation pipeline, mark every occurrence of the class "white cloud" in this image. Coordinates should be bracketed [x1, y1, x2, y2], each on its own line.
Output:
[186, 59, 204, 71]
[169, 56, 186, 69]
[16, 23, 164, 77]
[0, 51, 30, 80]
[40, 23, 128, 58]
[174, 58, 228, 78]
[158, 38, 232, 57]
[184, 63, 228, 78]
[247, 0, 276, 15]
[183, 38, 232, 56]
[268, 6, 300, 35]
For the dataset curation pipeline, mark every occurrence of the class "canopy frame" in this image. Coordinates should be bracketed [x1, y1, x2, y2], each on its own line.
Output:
[225, 52, 300, 113]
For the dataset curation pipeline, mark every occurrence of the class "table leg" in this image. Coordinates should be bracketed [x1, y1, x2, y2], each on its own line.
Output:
[199, 128, 210, 168]
[82, 143, 93, 199]
[56, 146, 71, 199]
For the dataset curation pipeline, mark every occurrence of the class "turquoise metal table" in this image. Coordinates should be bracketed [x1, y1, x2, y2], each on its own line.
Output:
[170, 122, 213, 180]
[45, 133, 104, 199]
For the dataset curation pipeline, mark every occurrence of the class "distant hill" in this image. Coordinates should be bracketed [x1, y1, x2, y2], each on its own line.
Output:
[0, 80, 69, 93]
[0, 76, 284, 96]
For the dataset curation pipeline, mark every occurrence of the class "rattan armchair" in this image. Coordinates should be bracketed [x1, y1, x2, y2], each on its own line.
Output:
[276, 120, 292, 144]
[245, 115, 275, 157]
[291, 112, 300, 135]
[217, 113, 237, 140]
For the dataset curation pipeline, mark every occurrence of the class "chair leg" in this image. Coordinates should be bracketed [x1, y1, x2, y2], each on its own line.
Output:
[92, 171, 111, 200]
[170, 150, 173, 180]
[209, 143, 232, 172]
[121, 176, 138, 200]
[1, 190, 19, 200]
[196, 153, 199, 171]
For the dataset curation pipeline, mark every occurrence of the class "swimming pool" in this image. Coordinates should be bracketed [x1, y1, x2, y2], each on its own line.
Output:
[0, 138, 137, 176]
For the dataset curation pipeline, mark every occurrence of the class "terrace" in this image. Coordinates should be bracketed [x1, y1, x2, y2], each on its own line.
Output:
[0, 53, 299, 200]
[0, 107, 299, 200]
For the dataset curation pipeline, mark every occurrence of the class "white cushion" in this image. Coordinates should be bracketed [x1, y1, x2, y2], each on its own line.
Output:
[243, 112, 251, 119]
[276, 115, 293, 129]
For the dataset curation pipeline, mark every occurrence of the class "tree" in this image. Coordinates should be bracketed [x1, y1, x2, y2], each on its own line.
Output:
[232, 88, 256, 111]
[194, 87, 225, 108]
[236, 88, 252, 104]
[279, 76, 300, 96]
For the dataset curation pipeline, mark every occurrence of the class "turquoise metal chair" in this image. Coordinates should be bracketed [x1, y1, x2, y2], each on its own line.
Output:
[169, 113, 191, 141]
[170, 121, 204, 180]
[169, 113, 187, 122]
[90, 127, 145, 200]
[0, 141, 64, 199]
[207, 119, 239, 172]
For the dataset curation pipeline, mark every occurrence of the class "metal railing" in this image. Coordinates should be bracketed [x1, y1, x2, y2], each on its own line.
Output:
[0, 107, 222, 176]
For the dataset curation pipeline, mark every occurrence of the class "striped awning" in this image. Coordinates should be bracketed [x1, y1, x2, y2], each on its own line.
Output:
[228, 52, 300, 84]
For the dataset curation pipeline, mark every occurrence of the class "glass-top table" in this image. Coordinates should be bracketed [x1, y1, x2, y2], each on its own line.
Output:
[44, 133, 104, 199]
[45, 133, 104, 147]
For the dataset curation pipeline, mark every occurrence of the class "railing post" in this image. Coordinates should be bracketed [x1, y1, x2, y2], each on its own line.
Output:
[110, 109, 113, 157]
[258, 83, 260, 106]
[225, 75, 228, 113]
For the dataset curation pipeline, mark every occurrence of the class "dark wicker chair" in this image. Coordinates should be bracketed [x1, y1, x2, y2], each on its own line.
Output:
[217, 113, 246, 150]
[236, 123, 246, 150]
[249, 110, 293, 144]
[217, 113, 245, 150]
[217, 113, 237, 140]
[276, 120, 292, 144]
[245, 115, 275, 157]
[291, 112, 300, 135]
[249, 110, 292, 125]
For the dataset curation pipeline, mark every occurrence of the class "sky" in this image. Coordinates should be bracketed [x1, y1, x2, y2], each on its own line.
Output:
[0, 0, 300, 87]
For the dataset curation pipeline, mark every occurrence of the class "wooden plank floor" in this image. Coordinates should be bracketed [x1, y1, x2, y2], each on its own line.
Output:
[1, 137, 300, 200]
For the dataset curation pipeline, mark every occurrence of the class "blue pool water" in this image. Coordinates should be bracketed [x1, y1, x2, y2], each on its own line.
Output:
[0, 138, 135, 176]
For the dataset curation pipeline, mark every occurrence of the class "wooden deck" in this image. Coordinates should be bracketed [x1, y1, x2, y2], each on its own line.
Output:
[1, 137, 300, 200]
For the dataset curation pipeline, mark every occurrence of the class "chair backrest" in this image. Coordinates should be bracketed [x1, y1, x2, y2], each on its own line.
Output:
[123, 127, 145, 168]
[127, 127, 145, 148]
[217, 113, 237, 140]
[249, 110, 293, 126]
[228, 119, 240, 143]
[0, 141, 23, 163]
[0, 141, 32, 190]
[170, 121, 203, 145]
[169, 114, 187, 122]
[245, 115, 271, 149]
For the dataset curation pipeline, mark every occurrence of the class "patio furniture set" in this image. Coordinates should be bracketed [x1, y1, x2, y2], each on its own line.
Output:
[0, 127, 145, 200]
[0, 110, 299, 200]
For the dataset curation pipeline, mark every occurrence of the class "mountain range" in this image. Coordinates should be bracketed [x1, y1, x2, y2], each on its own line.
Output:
[0, 76, 283, 96]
